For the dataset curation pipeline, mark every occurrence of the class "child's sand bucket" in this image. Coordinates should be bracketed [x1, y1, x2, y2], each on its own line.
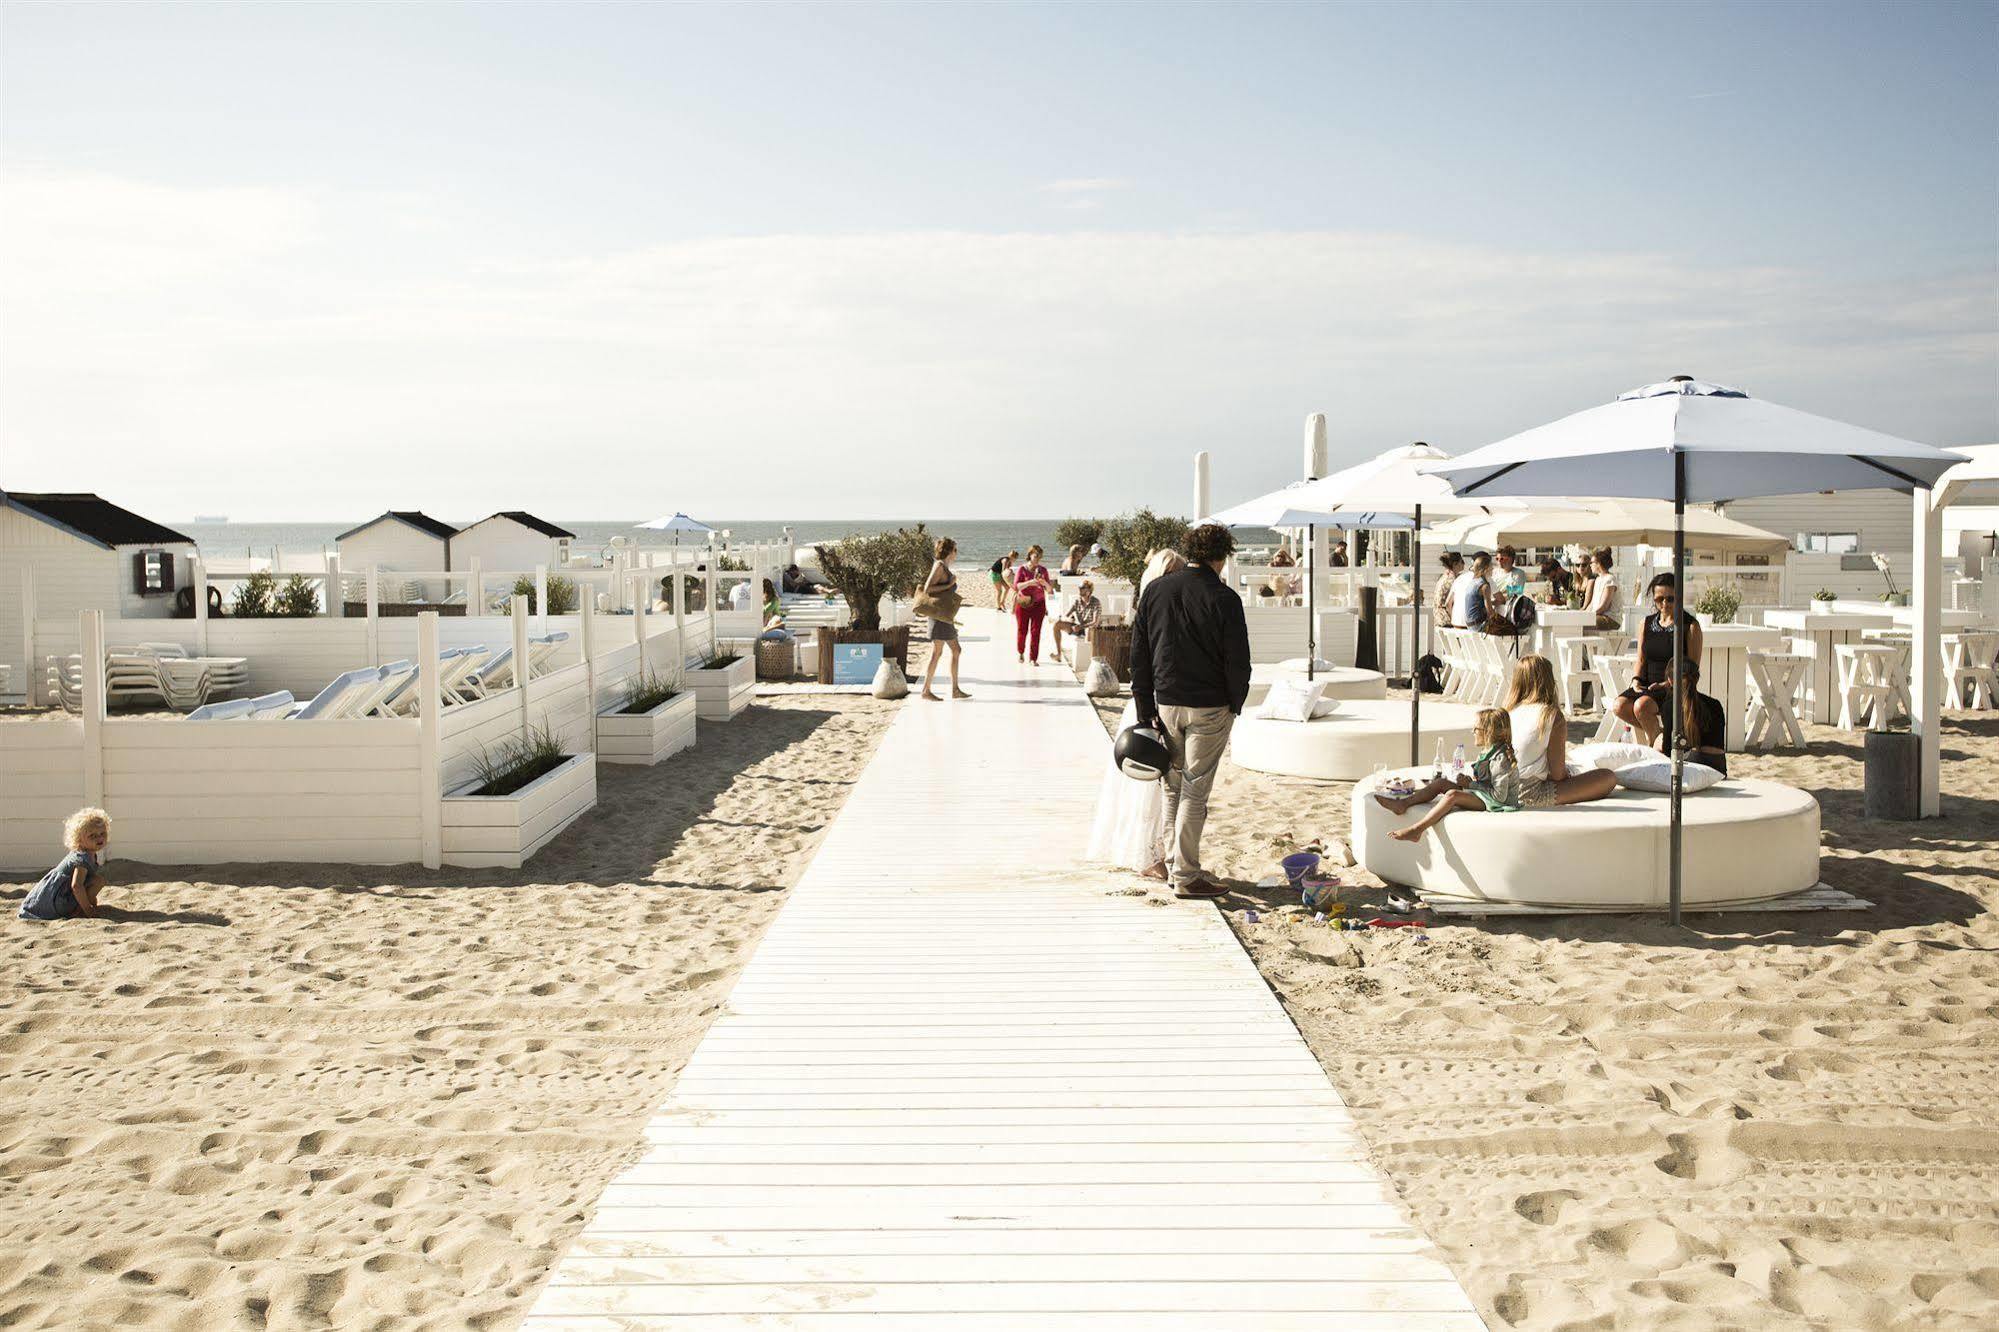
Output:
[1300, 878, 1342, 912]
[1280, 851, 1321, 886]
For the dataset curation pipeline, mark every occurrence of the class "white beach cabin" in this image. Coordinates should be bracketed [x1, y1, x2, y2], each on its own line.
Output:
[1, 492, 197, 704]
[334, 510, 458, 604]
[449, 511, 575, 609]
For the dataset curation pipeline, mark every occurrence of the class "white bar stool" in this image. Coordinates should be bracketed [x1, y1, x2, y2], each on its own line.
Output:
[1946, 631, 1999, 709]
[1593, 652, 1639, 742]
[1555, 635, 1596, 714]
[1745, 650, 1808, 749]
[1835, 642, 1901, 731]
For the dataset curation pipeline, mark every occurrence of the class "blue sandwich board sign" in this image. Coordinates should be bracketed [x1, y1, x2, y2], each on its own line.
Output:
[832, 642, 883, 686]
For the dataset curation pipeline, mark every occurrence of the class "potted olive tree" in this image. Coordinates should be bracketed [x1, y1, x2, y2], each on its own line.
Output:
[810, 526, 932, 683]
[1090, 509, 1189, 681]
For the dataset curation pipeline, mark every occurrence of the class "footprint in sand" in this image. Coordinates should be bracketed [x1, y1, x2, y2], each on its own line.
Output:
[1652, 1126, 1753, 1186]
[1513, 1188, 1581, 1225]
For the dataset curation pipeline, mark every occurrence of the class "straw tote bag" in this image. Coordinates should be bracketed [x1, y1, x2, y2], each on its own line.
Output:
[913, 583, 962, 624]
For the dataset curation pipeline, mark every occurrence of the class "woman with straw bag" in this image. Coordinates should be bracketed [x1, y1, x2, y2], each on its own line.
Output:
[915, 537, 969, 701]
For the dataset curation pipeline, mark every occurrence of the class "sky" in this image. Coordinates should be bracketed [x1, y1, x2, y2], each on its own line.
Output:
[1, 0, 1993, 522]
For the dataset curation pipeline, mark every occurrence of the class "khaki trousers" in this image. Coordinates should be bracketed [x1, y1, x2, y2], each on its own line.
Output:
[1155, 704, 1235, 889]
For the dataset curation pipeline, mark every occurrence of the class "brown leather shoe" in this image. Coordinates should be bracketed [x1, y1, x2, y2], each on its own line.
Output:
[1173, 877, 1229, 900]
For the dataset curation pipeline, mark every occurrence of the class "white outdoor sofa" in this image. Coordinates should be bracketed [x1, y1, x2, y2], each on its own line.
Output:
[1350, 766, 1821, 909]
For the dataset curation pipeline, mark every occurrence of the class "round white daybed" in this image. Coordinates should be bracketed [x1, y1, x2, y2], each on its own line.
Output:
[1244, 661, 1387, 707]
[1350, 766, 1821, 909]
[1230, 699, 1482, 782]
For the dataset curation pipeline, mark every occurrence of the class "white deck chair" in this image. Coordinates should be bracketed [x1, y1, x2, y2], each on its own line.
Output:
[286, 667, 389, 720]
[435, 646, 492, 704]
[462, 647, 515, 697]
[186, 696, 257, 721]
[376, 649, 476, 716]
[345, 661, 415, 718]
[525, 631, 570, 678]
[136, 642, 190, 658]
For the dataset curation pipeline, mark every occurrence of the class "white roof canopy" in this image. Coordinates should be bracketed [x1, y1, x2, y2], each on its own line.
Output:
[1935, 444, 1999, 509]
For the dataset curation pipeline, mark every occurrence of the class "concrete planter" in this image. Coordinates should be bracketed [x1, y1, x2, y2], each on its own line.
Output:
[688, 653, 756, 721]
[596, 691, 697, 766]
[442, 752, 595, 868]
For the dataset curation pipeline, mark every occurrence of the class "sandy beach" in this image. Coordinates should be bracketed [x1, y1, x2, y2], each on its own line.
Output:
[0, 695, 898, 1331]
[1092, 692, 1999, 1330]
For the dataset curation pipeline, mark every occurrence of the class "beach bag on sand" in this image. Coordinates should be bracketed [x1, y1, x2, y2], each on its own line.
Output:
[1084, 660, 1119, 697]
[872, 661, 909, 699]
[1415, 653, 1445, 694]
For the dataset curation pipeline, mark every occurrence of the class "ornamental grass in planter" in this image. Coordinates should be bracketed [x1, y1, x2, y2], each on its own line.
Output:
[443, 720, 596, 868]
[597, 669, 698, 766]
[687, 649, 755, 721]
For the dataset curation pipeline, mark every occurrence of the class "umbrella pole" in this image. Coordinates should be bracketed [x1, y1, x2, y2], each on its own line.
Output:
[1670, 453, 1686, 927]
[1411, 504, 1421, 766]
[1307, 524, 1317, 682]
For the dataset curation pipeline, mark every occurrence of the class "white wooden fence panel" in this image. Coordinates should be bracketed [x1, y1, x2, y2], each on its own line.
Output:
[0, 720, 84, 869]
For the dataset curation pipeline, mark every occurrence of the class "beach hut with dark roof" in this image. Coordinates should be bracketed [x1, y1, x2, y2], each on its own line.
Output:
[1, 491, 199, 700]
[449, 511, 576, 585]
[335, 511, 459, 602]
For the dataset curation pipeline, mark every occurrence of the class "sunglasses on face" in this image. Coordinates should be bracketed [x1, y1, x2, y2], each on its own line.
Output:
[1654, 594, 1676, 605]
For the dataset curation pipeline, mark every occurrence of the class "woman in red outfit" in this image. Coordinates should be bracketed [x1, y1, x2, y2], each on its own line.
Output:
[1012, 544, 1055, 663]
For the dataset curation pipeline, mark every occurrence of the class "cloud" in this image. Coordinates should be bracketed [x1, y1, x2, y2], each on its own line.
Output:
[1035, 177, 1133, 211]
[0, 169, 1991, 520]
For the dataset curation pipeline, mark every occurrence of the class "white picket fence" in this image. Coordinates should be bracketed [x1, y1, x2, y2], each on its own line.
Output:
[0, 604, 703, 872]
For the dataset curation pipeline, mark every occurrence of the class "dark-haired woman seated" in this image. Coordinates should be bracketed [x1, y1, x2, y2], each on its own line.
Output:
[1611, 573, 1703, 747]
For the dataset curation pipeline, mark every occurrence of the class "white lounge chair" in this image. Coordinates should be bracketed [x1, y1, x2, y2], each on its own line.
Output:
[375, 649, 477, 716]
[286, 666, 390, 720]
[186, 696, 257, 721]
[525, 631, 569, 677]
[436, 646, 493, 704]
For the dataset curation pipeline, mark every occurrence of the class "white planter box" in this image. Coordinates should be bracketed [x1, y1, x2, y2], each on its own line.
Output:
[442, 752, 596, 869]
[596, 691, 697, 766]
[687, 653, 755, 721]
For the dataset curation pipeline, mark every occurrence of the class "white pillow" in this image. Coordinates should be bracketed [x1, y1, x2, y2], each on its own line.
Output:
[1571, 741, 1656, 771]
[1311, 696, 1342, 718]
[1262, 678, 1327, 723]
[1278, 657, 1337, 673]
[1613, 758, 1724, 793]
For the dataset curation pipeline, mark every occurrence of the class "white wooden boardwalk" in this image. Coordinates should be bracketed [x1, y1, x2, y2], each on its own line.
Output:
[523, 610, 1482, 1330]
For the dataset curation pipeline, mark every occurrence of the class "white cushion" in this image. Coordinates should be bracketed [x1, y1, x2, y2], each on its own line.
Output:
[1613, 758, 1724, 793]
[1571, 741, 1655, 771]
[1262, 678, 1327, 723]
[1311, 696, 1342, 718]
[1277, 657, 1337, 673]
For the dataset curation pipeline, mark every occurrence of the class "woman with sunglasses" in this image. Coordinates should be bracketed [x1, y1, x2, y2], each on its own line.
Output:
[1610, 572, 1704, 748]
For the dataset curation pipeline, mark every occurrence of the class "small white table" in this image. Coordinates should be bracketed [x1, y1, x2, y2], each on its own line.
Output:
[1696, 625, 1784, 751]
[1762, 609, 1895, 725]
[1530, 607, 1603, 660]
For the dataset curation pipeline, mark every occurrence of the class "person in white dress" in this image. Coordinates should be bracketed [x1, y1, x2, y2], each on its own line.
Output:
[1086, 549, 1186, 877]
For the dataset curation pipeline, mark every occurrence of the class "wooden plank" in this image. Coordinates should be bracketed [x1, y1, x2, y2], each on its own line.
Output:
[525, 608, 1476, 1327]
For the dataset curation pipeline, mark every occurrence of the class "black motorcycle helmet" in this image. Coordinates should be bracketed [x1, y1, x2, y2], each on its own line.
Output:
[1114, 722, 1170, 781]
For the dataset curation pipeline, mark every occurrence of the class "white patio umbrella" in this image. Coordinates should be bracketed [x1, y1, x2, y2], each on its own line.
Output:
[1424, 376, 1970, 924]
[1205, 443, 1580, 760]
[1434, 497, 1789, 556]
[633, 513, 715, 608]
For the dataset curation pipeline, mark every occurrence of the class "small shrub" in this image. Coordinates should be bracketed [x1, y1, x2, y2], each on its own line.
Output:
[547, 577, 578, 614]
[469, 719, 570, 797]
[1099, 509, 1191, 593]
[1813, 588, 1838, 602]
[1053, 518, 1106, 553]
[717, 554, 750, 572]
[1692, 584, 1741, 624]
[620, 669, 680, 714]
[230, 571, 276, 617]
[274, 574, 320, 617]
[699, 650, 742, 671]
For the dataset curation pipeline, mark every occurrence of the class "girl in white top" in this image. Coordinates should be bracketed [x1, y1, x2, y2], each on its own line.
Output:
[1086, 549, 1186, 876]
[1501, 655, 1618, 809]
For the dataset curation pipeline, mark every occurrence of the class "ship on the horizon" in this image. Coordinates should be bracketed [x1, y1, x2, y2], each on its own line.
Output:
[191, 514, 229, 524]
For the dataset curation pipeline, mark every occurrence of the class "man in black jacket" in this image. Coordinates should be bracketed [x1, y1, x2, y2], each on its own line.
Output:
[1129, 523, 1251, 900]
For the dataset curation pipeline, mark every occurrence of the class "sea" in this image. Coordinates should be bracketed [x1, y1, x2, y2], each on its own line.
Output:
[179, 519, 1284, 570]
